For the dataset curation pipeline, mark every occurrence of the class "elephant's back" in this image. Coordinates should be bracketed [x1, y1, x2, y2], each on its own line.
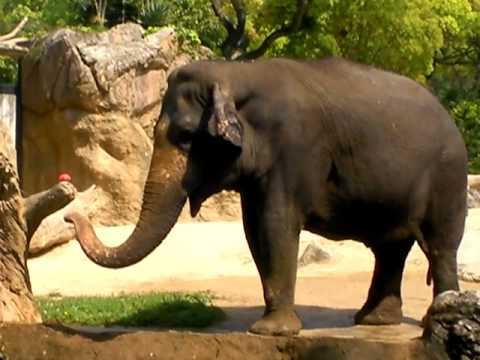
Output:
[281, 58, 467, 192]
[297, 58, 463, 148]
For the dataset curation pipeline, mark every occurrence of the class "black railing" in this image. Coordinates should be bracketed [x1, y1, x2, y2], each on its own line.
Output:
[16, 62, 22, 183]
[0, 84, 15, 94]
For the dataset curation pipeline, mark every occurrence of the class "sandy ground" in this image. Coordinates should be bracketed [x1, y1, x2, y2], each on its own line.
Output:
[27, 209, 480, 338]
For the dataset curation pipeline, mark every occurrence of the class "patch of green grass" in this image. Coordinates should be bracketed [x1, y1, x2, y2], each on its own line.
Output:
[36, 291, 225, 328]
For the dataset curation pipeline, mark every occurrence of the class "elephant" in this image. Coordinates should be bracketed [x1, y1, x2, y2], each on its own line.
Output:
[65, 57, 468, 336]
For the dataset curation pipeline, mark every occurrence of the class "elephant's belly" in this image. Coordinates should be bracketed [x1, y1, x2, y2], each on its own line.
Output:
[304, 217, 359, 241]
[304, 212, 413, 244]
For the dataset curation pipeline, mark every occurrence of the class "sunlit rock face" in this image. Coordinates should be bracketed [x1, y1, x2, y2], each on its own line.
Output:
[20, 24, 219, 225]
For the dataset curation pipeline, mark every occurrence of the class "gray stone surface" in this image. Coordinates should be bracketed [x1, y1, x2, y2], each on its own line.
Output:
[298, 238, 331, 267]
[423, 290, 480, 360]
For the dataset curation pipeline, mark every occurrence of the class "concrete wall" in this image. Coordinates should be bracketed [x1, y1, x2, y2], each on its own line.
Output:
[0, 88, 16, 147]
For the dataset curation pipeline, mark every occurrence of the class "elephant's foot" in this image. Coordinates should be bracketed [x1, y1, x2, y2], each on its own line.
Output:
[249, 308, 302, 336]
[354, 295, 402, 325]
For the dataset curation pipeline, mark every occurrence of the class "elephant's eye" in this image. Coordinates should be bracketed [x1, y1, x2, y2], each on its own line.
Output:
[181, 87, 197, 104]
[184, 91, 194, 102]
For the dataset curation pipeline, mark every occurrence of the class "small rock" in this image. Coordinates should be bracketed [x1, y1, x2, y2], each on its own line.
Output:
[468, 188, 480, 209]
[458, 265, 480, 283]
[298, 239, 330, 267]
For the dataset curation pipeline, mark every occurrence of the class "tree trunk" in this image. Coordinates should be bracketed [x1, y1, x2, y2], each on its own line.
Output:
[0, 123, 38, 322]
[0, 124, 75, 323]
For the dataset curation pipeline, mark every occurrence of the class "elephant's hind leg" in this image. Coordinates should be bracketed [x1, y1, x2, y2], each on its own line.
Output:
[424, 204, 465, 297]
[425, 158, 466, 297]
[355, 239, 414, 325]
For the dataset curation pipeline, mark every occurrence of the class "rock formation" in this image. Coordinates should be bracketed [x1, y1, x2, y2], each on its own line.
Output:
[423, 290, 480, 360]
[21, 23, 239, 226]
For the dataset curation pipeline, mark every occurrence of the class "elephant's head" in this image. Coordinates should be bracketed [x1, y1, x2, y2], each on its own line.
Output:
[65, 62, 245, 268]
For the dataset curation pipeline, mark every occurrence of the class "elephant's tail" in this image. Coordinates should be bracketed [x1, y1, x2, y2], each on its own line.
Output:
[412, 225, 432, 286]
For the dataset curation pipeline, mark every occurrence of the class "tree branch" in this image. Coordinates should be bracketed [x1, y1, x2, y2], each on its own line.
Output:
[24, 182, 76, 241]
[211, 0, 311, 60]
[211, 0, 235, 33]
[0, 18, 31, 59]
[231, 0, 246, 34]
[240, 0, 311, 60]
[0, 17, 28, 42]
[436, 46, 478, 66]
[0, 43, 30, 58]
[211, 0, 249, 59]
[101, 0, 108, 23]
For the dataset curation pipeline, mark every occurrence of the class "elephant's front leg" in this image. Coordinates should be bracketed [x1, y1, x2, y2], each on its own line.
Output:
[240, 188, 302, 336]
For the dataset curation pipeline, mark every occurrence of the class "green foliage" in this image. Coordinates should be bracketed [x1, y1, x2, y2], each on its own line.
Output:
[451, 100, 480, 172]
[153, 0, 225, 54]
[0, 58, 18, 84]
[37, 291, 225, 328]
[174, 27, 201, 47]
[259, 0, 474, 80]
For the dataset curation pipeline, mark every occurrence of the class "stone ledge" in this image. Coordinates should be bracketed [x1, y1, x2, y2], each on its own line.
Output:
[0, 324, 440, 360]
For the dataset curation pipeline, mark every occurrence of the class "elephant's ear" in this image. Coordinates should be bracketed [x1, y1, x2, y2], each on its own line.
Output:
[207, 83, 243, 148]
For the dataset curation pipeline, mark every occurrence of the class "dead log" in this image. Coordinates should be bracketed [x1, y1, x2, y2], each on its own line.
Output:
[0, 123, 75, 323]
[28, 185, 99, 257]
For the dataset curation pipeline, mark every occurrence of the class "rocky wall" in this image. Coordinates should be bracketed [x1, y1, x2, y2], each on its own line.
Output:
[21, 24, 239, 225]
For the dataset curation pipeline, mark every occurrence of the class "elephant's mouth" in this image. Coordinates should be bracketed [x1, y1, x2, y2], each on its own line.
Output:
[188, 188, 209, 217]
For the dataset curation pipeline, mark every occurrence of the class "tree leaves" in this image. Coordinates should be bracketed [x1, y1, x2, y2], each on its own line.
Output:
[259, 0, 475, 81]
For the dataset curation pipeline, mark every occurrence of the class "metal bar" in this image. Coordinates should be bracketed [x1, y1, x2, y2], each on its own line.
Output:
[0, 84, 16, 94]
[15, 60, 23, 187]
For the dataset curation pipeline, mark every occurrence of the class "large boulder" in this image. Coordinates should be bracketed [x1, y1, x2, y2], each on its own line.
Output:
[20, 24, 240, 226]
[423, 290, 480, 360]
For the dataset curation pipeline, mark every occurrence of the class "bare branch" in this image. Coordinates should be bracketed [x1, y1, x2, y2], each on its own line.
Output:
[25, 182, 76, 241]
[211, 0, 249, 59]
[240, 0, 311, 60]
[231, 0, 246, 34]
[0, 17, 28, 42]
[101, 0, 108, 23]
[0, 44, 29, 58]
[0, 17, 31, 58]
[3, 37, 30, 45]
[93, 0, 108, 25]
[211, 0, 311, 60]
[211, 0, 235, 33]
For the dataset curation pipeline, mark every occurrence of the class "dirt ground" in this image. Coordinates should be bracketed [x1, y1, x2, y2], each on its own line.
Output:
[6, 209, 480, 359]
[28, 221, 480, 332]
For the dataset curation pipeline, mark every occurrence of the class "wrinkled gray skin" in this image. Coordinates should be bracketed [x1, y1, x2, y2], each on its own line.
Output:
[66, 57, 468, 336]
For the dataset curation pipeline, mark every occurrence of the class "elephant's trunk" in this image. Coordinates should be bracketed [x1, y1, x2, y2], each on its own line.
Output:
[65, 123, 188, 268]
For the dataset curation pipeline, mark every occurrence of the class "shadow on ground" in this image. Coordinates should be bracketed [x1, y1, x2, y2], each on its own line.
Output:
[50, 304, 421, 342]
[207, 305, 420, 333]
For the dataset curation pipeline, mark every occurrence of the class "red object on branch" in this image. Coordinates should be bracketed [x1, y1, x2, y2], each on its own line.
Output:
[58, 173, 72, 182]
